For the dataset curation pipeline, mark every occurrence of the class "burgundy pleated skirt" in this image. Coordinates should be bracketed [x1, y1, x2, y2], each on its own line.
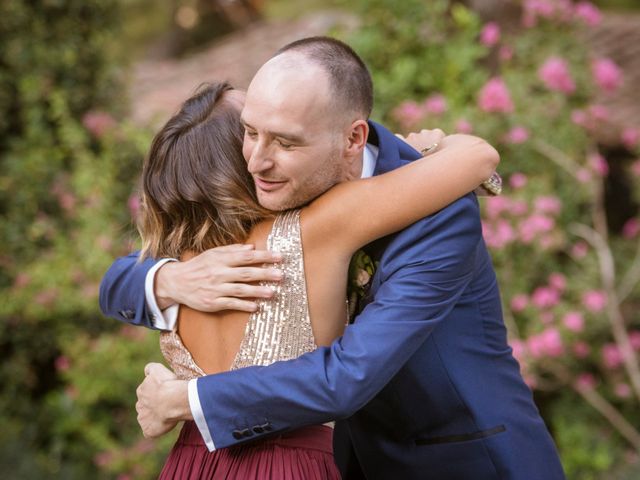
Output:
[158, 421, 341, 479]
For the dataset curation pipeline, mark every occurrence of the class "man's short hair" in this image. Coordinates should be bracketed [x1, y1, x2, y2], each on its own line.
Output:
[275, 36, 373, 120]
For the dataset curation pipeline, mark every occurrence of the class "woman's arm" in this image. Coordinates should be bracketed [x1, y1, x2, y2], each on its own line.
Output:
[303, 132, 499, 255]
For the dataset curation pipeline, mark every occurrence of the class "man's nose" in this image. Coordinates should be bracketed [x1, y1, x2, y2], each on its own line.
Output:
[247, 141, 274, 174]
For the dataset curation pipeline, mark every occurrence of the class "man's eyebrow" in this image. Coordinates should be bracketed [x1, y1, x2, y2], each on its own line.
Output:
[241, 120, 306, 144]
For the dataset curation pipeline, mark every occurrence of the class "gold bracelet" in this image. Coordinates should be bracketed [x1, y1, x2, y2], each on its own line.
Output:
[420, 143, 439, 155]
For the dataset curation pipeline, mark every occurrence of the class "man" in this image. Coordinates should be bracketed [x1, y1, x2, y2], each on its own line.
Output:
[100, 36, 565, 478]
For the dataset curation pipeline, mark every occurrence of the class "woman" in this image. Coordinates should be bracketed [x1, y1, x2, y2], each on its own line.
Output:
[138, 82, 498, 478]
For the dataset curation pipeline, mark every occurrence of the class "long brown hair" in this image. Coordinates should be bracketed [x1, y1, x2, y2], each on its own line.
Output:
[139, 82, 270, 260]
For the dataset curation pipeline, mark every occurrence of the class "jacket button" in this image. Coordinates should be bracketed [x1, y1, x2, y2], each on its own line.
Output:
[242, 429, 253, 438]
[232, 430, 243, 440]
[260, 422, 272, 432]
[119, 309, 135, 320]
[252, 425, 264, 434]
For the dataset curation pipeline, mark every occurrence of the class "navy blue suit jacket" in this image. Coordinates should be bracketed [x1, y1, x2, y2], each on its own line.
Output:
[100, 121, 565, 479]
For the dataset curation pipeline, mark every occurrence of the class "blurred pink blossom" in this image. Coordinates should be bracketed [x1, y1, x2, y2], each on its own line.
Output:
[423, 94, 447, 115]
[480, 22, 501, 46]
[128, 193, 141, 220]
[574, 2, 603, 26]
[522, 0, 556, 27]
[602, 343, 623, 369]
[540, 312, 555, 325]
[55, 355, 71, 372]
[632, 160, 640, 177]
[499, 45, 514, 62]
[82, 111, 116, 138]
[534, 196, 562, 215]
[510, 339, 526, 362]
[589, 104, 609, 122]
[532, 286, 560, 309]
[511, 294, 529, 312]
[582, 290, 607, 312]
[489, 220, 516, 248]
[35, 288, 58, 307]
[629, 331, 640, 350]
[548, 273, 566, 291]
[576, 168, 592, 183]
[621, 128, 640, 149]
[538, 57, 576, 94]
[455, 118, 474, 134]
[478, 78, 514, 113]
[571, 109, 588, 127]
[519, 214, 555, 243]
[563, 312, 584, 332]
[393, 101, 424, 127]
[94, 451, 113, 468]
[622, 218, 640, 239]
[571, 241, 589, 259]
[573, 341, 591, 358]
[13, 273, 31, 289]
[528, 328, 564, 358]
[509, 200, 529, 216]
[588, 153, 609, 177]
[614, 383, 632, 399]
[592, 58, 623, 93]
[505, 126, 529, 144]
[509, 173, 528, 189]
[575, 373, 596, 390]
[485, 196, 511, 218]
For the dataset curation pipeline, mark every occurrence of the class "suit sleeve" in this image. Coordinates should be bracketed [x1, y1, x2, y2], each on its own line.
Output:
[99, 250, 162, 328]
[195, 194, 483, 449]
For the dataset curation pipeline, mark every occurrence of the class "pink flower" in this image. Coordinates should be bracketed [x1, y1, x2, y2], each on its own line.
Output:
[614, 383, 632, 399]
[485, 196, 511, 219]
[602, 343, 623, 369]
[574, 2, 602, 27]
[540, 312, 555, 325]
[539, 57, 576, 94]
[575, 373, 596, 390]
[548, 273, 566, 291]
[519, 214, 555, 243]
[55, 355, 71, 372]
[589, 153, 609, 177]
[532, 286, 560, 309]
[505, 126, 529, 144]
[478, 78, 514, 113]
[534, 196, 562, 215]
[511, 294, 530, 312]
[423, 94, 447, 115]
[499, 46, 514, 62]
[13, 273, 31, 289]
[589, 104, 609, 122]
[480, 22, 501, 47]
[509, 200, 529, 216]
[94, 451, 113, 468]
[540, 327, 564, 357]
[582, 290, 607, 312]
[622, 128, 640, 149]
[573, 341, 591, 358]
[571, 109, 588, 127]
[629, 331, 640, 349]
[632, 160, 640, 177]
[576, 168, 592, 183]
[455, 119, 473, 134]
[563, 312, 584, 332]
[393, 101, 424, 127]
[510, 339, 526, 362]
[82, 111, 116, 138]
[623, 218, 640, 239]
[128, 194, 141, 220]
[571, 241, 589, 259]
[592, 58, 623, 93]
[509, 173, 528, 189]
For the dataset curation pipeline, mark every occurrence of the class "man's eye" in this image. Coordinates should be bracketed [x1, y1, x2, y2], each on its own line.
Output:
[277, 139, 293, 149]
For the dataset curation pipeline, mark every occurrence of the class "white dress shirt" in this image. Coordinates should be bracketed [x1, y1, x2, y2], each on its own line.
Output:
[145, 144, 379, 450]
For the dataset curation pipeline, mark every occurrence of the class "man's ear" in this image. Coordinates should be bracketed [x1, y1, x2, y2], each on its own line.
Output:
[345, 119, 369, 157]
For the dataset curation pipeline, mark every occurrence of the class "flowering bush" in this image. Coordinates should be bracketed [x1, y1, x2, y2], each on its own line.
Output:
[341, 0, 640, 477]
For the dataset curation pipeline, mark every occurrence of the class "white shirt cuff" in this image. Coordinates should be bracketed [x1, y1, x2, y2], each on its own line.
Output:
[144, 258, 179, 330]
[188, 378, 216, 451]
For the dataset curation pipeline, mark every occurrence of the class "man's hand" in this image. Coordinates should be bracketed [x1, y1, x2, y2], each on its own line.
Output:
[136, 363, 192, 438]
[155, 244, 283, 312]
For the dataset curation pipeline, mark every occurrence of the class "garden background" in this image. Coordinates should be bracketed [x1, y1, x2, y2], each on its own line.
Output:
[1, 0, 639, 478]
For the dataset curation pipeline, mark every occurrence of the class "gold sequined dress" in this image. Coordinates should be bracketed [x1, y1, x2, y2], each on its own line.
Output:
[157, 210, 341, 480]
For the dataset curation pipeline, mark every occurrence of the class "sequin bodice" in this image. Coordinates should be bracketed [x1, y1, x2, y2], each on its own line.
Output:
[159, 210, 316, 380]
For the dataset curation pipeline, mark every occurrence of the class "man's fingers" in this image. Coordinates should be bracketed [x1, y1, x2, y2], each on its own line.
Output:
[145, 362, 175, 380]
[219, 267, 283, 285]
[218, 281, 275, 299]
[226, 250, 283, 267]
[212, 243, 254, 252]
[213, 297, 261, 313]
